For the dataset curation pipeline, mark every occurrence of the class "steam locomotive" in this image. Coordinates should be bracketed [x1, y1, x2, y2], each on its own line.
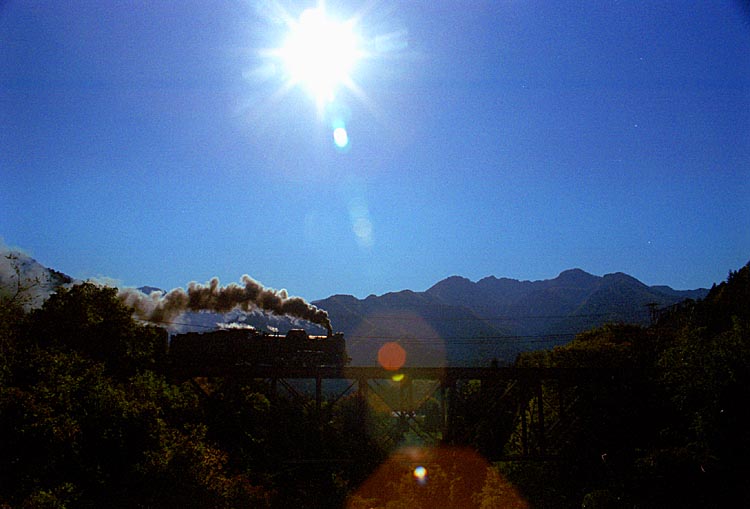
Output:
[169, 328, 349, 372]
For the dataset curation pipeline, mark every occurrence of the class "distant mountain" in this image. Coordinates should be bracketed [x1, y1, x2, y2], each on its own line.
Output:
[314, 269, 709, 366]
[648, 285, 708, 301]
[0, 253, 329, 336]
[1, 250, 712, 367]
[314, 291, 512, 368]
[137, 286, 164, 295]
[0, 250, 73, 308]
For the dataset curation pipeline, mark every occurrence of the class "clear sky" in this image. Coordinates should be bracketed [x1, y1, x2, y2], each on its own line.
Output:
[2, 1, 749, 301]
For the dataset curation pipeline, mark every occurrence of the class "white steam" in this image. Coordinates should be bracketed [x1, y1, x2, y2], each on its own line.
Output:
[117, 275, 332, 333]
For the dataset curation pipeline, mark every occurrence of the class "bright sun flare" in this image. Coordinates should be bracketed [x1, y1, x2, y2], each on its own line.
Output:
[278, 7, 361, 104]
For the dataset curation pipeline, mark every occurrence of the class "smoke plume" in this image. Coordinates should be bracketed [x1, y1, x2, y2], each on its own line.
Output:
[118, 275, 332, 333]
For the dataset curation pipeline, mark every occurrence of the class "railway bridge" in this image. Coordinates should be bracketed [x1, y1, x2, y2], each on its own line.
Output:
[174, 364, 639, 460]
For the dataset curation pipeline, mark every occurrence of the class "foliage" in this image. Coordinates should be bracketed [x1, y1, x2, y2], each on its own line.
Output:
[24, 283, 167, 378]
[2, 262, 749, 507]
[1, 281, 392, 507]
[0, 298, 24, 385]
[448, 379, 517, 458]
[346, 447, 521, 509]
[0, 283, 270, 507]
[0, 344, 268, 507]
[505, 262, 750, 508]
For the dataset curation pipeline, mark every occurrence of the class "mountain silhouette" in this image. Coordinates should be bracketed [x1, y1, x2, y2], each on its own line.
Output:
[314, 269, 708, 366]
[0, 250, 710, 367]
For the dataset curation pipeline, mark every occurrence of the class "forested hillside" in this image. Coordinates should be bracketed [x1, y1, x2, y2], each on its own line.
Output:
[1, 261, 746, 508]
[502, 262, 750, 508]
[0, 283, 387, 508]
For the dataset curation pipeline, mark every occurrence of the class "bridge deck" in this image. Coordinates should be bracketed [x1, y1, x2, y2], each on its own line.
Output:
[172, 364, 644, 382]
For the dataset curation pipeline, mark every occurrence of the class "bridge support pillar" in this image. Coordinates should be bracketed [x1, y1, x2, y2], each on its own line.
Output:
[520, 382, 529, 456]
[315, 375, 323, 414]
[357, 377, 368, 399]
[536, 381, 546, 456]
[270, 377, 278, 403]
[357, 378, 369, 433]
[399, 377, 413, 412]
[441, 379, 456, 442]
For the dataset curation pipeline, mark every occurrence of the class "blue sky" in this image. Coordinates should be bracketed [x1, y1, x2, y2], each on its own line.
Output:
[2, 1, 749, 301]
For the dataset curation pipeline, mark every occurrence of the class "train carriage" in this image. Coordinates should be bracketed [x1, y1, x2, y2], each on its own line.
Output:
[169, 328, 348, 372]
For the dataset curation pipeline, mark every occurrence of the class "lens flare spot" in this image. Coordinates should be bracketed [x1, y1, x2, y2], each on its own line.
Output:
[391, 373, 404, 382]
[413, 465, 428, 485]
[333, 127, 349, 148]
[378, 341, 406, 371]
[348, 446, 530, 508]
[353, 217, 372, 242]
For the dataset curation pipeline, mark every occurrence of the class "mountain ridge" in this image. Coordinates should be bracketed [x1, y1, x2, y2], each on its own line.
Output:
[314, 268, 709, 365]
[0, 249, 711, 366]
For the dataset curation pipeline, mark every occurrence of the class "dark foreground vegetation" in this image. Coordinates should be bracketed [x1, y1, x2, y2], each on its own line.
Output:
[1, 261, 748, 508]
[0, 280, 388, 508]
[497, 261, 750, 508]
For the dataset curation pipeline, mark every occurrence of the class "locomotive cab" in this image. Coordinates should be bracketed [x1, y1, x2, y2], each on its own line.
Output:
[285, 329, 311, 342]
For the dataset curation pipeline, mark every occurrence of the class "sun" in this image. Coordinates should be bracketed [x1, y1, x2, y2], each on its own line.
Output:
[277, 7, 362, 106]
[249, 1, 407, 147]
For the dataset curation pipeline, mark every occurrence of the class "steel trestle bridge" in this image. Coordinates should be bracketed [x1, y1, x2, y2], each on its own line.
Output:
[174, 364, 641, 460]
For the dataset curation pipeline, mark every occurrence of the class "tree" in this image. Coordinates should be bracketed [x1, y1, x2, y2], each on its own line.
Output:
[652, 319, 750, 507]
[0, 253, 42, 309]
[475, 467, 529, 509]
[25, 283, 167, 377]
[505, 324, 658, 507]
[1, 282, 272, 508]
[503, 263, 750, 508]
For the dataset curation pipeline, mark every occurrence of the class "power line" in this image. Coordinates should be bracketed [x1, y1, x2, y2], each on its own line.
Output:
[346, 333, 577, 341]
[345, 313, 616, 321]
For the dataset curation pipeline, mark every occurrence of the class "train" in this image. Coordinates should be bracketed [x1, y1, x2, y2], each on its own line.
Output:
[168, 328, 349, 371]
